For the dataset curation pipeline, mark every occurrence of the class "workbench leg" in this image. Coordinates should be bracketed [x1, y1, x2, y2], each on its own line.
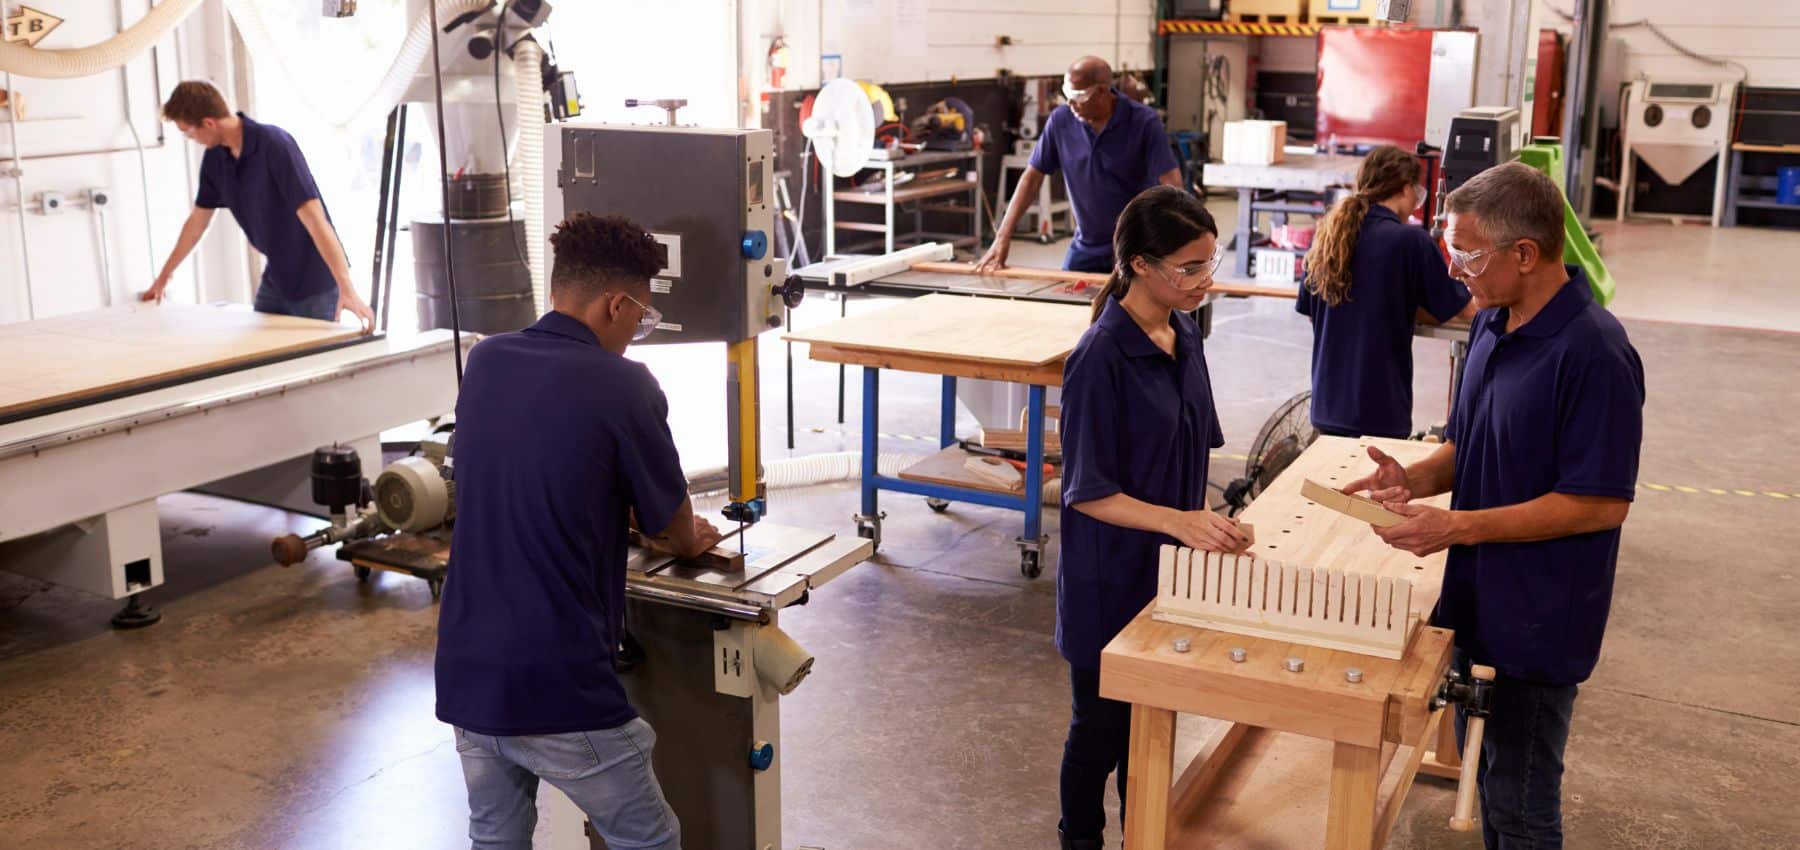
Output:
[939, 376, 957, 449]
[856, 366, 884, 547]
[1326, 742, 1381, 850]
[1023, 384, 1046, 543]
[1724, 149, 1743, 228]
[836, 294, 847, 425]
[1124, 704, 1175, 850]
[1235, 187, 1254, 279]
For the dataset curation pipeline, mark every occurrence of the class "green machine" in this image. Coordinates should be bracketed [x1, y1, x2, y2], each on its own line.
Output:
[1518, 141, 1616, 306]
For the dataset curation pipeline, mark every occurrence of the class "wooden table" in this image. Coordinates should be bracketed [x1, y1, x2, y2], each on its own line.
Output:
[784, 292, 1089, 577]
[1101, 436, 1462, 849]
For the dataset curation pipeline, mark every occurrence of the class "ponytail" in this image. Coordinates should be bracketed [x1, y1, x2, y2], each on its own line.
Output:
[1303, 144, 1421, 307]
[1304, 193, 1371, 307]
[1089, 266, 1130, 323]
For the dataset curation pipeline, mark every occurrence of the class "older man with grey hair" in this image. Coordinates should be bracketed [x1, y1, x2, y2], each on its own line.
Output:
[1341, 162, 1644, 849]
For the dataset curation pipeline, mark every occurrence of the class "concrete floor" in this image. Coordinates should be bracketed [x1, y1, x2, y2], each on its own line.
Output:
[4, 218, 1800, 849]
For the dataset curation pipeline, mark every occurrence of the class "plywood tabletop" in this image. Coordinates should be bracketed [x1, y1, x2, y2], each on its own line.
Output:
[783, 292, 1090, 368]
[0, 304, 364, 421]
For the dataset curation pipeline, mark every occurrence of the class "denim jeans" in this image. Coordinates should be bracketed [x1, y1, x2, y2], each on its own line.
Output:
[1454, 652, 1580, 850]
[253, 283, 338, 321]
[454, 718, 681, 850]
[1060, 664, 1131, 840]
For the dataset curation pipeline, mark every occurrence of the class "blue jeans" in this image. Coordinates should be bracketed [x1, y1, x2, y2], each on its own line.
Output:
[454, 719, 681, 850]
[1454, 652, 1580, 850]
[253, 283, 338, 321]
[1060, 664, 1130, 840]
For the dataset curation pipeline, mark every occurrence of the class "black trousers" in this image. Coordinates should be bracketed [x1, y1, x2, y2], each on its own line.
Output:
[1060, 664, 1131, 839]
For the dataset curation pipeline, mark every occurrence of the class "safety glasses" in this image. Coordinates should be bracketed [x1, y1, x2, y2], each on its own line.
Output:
[622, 293, 664, 341]
[1413, 183, 1428, 212]
[1447, 240, 1518, 277]
[1153, 253, 1224, 291]
[1062, 75, 1105, 104]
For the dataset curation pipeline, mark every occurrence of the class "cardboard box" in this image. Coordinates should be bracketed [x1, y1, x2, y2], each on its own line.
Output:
[1310, 0, 1377, 23]
[1222, 120, 1288, 166]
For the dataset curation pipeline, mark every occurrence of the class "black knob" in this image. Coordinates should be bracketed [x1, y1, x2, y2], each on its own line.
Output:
[773, 276, 805, 310]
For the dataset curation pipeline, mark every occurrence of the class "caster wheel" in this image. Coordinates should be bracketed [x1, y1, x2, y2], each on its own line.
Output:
[427, 579, 444, 600]
[926, 498, 950, 514]
[354, 565, 372, 582]
[1020, 550, 1042, 579]
[1038, 233, 1053, 245]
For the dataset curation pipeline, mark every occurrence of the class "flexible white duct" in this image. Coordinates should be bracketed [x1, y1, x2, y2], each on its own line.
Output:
[224, 0, 491, 132]
[0, 0, 204, 79]
[512, 38, 545, 311]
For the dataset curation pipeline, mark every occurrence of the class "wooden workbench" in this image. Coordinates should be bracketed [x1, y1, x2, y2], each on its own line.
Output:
[784, 292, 1090, 577]
[1101, 436, 1459, 849]
[0, 304, 362, 423]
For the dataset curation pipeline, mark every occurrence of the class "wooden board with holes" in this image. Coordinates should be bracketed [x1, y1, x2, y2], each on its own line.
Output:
[897, 445, 1027, 495]
[782, 292, 1089, 369]
[1152, 436, 1451, 659]
[0, 304, 363, 421]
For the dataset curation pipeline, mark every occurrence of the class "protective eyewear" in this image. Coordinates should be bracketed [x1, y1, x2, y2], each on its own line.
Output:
[622, 293, 664, 341]
[1154, 253, 1224, 290]
[1413, 183, 1428, 212]
[1447, 240, 1518, 277]
[1062, 76, 1105, 103]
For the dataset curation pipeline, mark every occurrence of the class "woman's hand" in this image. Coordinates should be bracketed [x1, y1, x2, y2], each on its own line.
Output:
[1163, 508, 1253, 554]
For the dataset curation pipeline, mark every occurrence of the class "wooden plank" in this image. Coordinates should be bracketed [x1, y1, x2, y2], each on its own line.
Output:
[977, 427, 1062, 454]
[1125, 703, 1176, 850]
[1169, 721, 1252, 816]
[1732, 142, 1800, 153]
[834, 177, 975, 204]
[0, 304, 363, 421]
[1327, 742, 1381, 850]
[1301, 478, 1406, 528]
[783, 292, 1088, 368]
[803, 342, 1065, 386]
[909, 260, 1299, 300]
[896, 445, 1027, 495]
[1375, 711, 1442, 848]
[1166, 728, 1327, 848]
[1384, 626, 1455, 745]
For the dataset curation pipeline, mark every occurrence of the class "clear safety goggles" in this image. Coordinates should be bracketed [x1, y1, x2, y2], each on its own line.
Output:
[1062, 75, 1105, 103]
[1153, 253, 1224, 290]
[1446, 240, 1518, 277]
[622, 293, 664, 341]
[1413, 183, 1428, 211]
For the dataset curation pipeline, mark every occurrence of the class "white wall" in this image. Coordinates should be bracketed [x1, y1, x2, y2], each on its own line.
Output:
[756, 0, 1157, 92]
[1578, 0, 1800, 89]
[0, 0, 249, 325]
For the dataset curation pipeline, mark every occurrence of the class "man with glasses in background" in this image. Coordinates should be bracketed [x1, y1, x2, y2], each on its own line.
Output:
[977, 56, 1184, 274]
[1341, 162, 1644, 850]
[435, 211, 719, 850]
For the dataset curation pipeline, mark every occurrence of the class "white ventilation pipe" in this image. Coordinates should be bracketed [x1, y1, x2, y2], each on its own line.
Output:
[0, 0, 205, 79]
[512, 37, 545, 311]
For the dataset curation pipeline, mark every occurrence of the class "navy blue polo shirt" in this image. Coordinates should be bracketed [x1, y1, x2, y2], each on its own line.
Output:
[1437, 268, 1644, 686]
[1057, 297, 1223, 668]
[1296, 205, 1471, 438]
[1031, 91, 1180, 263]
[195, 113, 336, 300]
[435, 311, 689, 735]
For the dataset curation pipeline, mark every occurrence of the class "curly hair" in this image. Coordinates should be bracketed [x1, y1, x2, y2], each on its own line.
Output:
[548, 212, 664, 301]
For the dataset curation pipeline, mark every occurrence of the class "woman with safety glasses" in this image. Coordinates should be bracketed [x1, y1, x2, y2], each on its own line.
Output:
[1298, 145, 1476, 438]
[1053, 186, 1250, 850]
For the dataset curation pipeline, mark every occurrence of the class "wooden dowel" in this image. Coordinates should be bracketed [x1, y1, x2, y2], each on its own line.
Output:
[1449, 664, 1498, 831]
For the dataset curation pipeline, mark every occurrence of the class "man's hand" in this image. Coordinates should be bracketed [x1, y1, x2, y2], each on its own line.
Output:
[1341, 446, 1413, 504]
[973, 238, 1011, 274]
[338, 287, 375, 334]
[1373, 502, 1465, 556]
[140, 273, 171, 304]
[677, 514, 723, 560]
[1164, 509, 1253, 554]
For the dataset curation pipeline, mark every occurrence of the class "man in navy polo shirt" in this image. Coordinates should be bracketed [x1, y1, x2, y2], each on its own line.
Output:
[142, 80, 373, 331]
[435, 212, 721, 850]
[1343, 163, 1644, 850]
[977, 56, 1182, 274]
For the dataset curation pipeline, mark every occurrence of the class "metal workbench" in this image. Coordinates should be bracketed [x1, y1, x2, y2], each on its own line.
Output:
[1205, 152, 1362, 281]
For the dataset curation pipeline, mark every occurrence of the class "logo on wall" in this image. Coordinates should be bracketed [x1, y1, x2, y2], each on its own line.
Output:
[4, 5, 64, 48]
